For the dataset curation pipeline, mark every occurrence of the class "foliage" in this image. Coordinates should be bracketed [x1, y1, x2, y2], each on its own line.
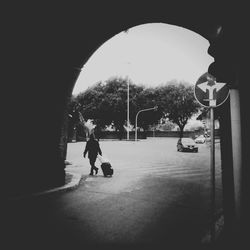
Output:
[135, 87, 163, 130]
[76, 78, 146, 132]
[72, 78, 200, 137]
[156, 81, 200, 137]
[158, 119, 176, 131]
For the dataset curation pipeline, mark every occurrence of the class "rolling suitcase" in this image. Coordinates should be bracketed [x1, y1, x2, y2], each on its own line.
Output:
[97, 155, 114, 177]
[101, 162, 113, 177]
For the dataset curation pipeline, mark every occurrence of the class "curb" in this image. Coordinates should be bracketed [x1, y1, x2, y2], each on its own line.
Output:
[33, 171, 83, 196]
[8, 171, 85, 201]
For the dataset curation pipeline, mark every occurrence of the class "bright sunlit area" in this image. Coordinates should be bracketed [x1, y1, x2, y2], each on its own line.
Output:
[73, 22, 214, 95]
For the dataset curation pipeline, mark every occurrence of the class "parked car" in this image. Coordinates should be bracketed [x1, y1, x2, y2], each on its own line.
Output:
[177, 137, 198, 152]
[194, 135, 206, 144]
[205, 136, 211, 142]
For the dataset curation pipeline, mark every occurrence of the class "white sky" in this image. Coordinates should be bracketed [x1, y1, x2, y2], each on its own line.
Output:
[73, 23, 214, 95]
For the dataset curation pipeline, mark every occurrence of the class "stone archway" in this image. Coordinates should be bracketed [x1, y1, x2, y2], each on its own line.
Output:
[4, 3, 248, 248]
[6, 3, 246, 230]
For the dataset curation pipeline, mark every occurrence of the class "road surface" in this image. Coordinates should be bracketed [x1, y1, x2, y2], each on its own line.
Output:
[6, 138, 222, 250]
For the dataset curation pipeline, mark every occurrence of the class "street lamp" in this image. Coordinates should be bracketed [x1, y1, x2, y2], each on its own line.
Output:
[124, 61, 131, 141]
[135, 106, 158, 141]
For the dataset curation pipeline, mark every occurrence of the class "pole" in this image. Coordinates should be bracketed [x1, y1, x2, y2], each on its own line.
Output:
[210, 107, 215, 242]
[135, 112, 138, 141]
[127, 79, 129, 140]
[135, 106, 157, 141]
[230, 89, 242, 230]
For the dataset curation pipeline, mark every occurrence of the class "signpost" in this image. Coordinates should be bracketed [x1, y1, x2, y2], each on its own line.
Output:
[194, 72, 229, 243]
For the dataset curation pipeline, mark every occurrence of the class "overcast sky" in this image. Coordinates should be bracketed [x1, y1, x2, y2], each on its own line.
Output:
[73, 23, 214, 95]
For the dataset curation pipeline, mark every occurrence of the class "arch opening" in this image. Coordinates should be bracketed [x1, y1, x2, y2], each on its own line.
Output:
[64, 23, 222, 247]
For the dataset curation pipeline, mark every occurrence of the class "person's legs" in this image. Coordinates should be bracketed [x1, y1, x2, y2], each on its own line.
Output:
[89, 157, 98, 175]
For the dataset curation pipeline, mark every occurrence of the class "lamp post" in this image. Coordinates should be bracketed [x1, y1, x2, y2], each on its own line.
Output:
[135, 106, 157, 141]
[127, 78, 130, 140]
[124, 61, 131, 141]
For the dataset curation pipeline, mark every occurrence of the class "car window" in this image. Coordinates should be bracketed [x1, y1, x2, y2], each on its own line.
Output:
[196, 136, 204, 139]
[182, 138, 194, 143]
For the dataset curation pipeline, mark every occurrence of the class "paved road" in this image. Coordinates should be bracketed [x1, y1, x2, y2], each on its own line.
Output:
[6, 138, 222, 250]
[67, 138, 222, 201]
[66, 138, 222, 247]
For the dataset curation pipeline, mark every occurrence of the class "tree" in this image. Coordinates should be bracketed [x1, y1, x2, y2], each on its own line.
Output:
[157, 81, 200, 138]
[133, 87, 163, 130]
[75, 77, 146, 136]
[76, 82, 104, 123]
[157, 118, 176, 131]
[74, 79, 200, 138]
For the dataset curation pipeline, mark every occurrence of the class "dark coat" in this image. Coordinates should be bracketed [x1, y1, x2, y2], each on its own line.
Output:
[83, 139, 102, 159]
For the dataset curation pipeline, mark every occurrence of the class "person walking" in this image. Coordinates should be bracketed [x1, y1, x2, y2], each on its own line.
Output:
[83, 133, 102, 175]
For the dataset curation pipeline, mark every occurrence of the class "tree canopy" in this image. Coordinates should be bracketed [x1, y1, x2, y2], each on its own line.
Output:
[156, 81, 200, 137]
[70, 78, 200, 137]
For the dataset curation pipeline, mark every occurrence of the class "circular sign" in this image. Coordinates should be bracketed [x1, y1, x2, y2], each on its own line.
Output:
[194, 72, 230, 108]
